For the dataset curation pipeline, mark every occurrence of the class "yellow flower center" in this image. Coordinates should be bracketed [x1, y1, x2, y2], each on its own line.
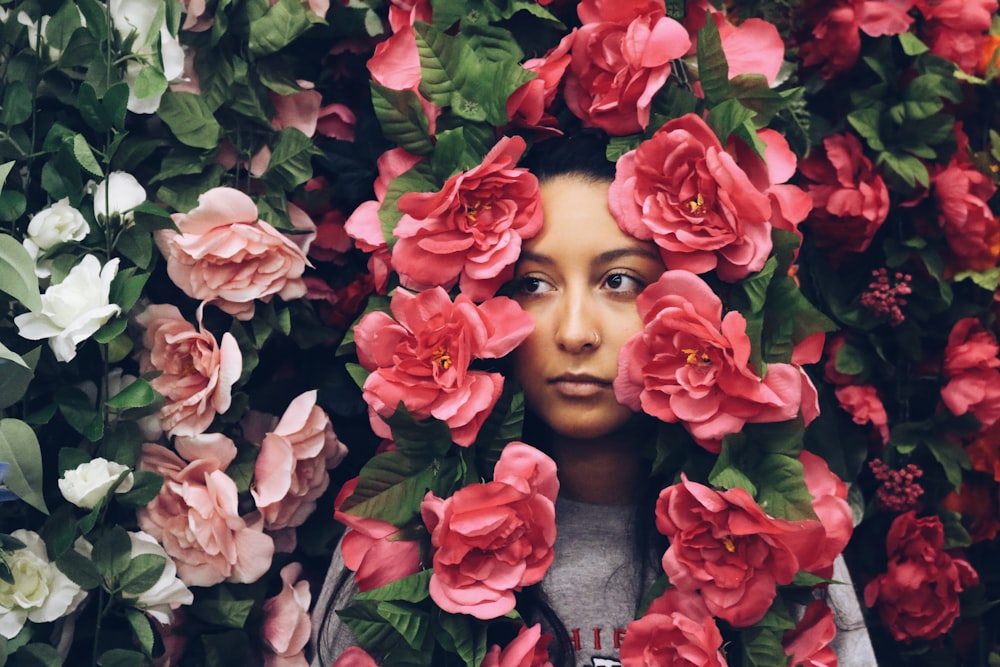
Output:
[686, 193, 706, 215]
[431, 346, 452, 370]
[722, 536, 736, 553]
[465, 200, 492, 223]
[682, 348, 711, 366]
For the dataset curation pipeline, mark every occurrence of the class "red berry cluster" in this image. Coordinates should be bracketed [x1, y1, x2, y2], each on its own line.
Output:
[860, 268, 913, 326]
[869, 459, 925, 513]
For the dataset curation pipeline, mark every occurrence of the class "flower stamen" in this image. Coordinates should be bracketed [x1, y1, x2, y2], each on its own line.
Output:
[722, 536, 736, 553]
[431, 346, 453, 370]
[686, 193, 706, 215]
[682, 348, 711, 366]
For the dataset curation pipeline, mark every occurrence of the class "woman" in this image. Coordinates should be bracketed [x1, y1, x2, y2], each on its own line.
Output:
[312, 133, 875, 666]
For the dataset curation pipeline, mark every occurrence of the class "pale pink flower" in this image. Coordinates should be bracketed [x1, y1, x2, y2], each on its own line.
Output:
[261, 563, 312, 667]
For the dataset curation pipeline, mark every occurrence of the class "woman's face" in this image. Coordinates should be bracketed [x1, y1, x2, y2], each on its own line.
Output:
[512, 174, 665, 441]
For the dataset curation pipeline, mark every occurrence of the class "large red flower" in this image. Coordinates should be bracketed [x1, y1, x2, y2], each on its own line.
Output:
[608, 114, 774, 281]
[655, 476, 824, 627]
[864, 511, 979, 641]
[563, 0, 690, 135]
[941, 317, 1000, 429]
[421, 443, 558, 619]
[392, 136, 543, 301]
[783, 600, 838, 667]
[614, 270, 817, 452]
[354, 287, 533, 446]
[619, 587, 727, 666]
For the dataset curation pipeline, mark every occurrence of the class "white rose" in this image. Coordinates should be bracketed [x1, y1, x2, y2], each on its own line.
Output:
[14, 255, 121, 363]
[0, 530, 87, 640]
[58, 458, 134, 510]
[16, 13, 57, 60]
[93, 172, 147, 224]
[23, 199, 91, 278]
[109, 0, 185, 113]
[124, 532, 193, 623]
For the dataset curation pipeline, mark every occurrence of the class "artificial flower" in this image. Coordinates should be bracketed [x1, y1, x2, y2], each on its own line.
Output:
[58, 457, 134, 509]
[21, 198, 89, 276]
[93, 171, 147, 224]
[261, 563, 312, 667]
[620, 587, 727, 666]
[482, 624, 553, 667]
[783, 600, 838, 667]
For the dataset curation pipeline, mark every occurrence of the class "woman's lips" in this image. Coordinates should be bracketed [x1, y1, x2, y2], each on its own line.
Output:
[548, 374, 612, 398]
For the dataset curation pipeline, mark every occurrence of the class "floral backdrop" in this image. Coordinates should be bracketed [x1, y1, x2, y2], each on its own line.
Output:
[0, 0, 999, 665]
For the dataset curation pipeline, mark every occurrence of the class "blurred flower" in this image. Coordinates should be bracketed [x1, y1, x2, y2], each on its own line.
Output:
[941, 317, 1000, 428]
[15, 255, 120, 362]
[835, 384, 890, 445]
[261, 563, 311, 667]
[783, 600, 838, 667]
[799, 0, 915, 78]
[482, 624, 553, 667]
[0, 530, 87, 639]
[109, 0, 185, 113]
[58, 457, 134, 509]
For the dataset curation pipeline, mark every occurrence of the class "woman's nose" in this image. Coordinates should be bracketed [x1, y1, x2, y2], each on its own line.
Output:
[554, 289, 600, 353]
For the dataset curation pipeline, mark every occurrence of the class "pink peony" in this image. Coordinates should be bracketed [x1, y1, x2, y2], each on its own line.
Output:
[135, 304, 242, 438]
[799, 451, 854, 578]
[354, 287, 533, 446]
[332, 647, 379, 667]
[505, 33, 573, 136]
[684, 2, 785, 86]
[261, 563, 311, 667]
[155, 188, 312, 320]
[914, 0, 998, 73]
[270, 81, 321, 138]
[481, 624, 553, 667]
[614, 270, 817, 452]
[941, 317, 1000, 428]
[799, 0, 915, 78]
[655, 475, 825, 627]
[864, 511, 980, 641]
[420, 443, 558, 619]
[345, 147, 424, 294]
[799, 132, 890, 264]
[564, 0, 690, 134]
[392, 136, 543, 301]
[334, 477, 422, 592]
[783, 600, 838, 667]
[251, 390, 348, 531]
[138, 438, 275, 587]
[609, 114, 774, 281]
[835, 384, 890, 445]
[620, 587, 727, 666]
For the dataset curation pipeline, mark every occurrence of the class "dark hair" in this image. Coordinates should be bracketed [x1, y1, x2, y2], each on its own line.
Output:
[521, 129, 617, 183]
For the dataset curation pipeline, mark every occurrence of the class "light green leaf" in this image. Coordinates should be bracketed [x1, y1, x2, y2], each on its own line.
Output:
[953, 267, 1000, 291]
[125, 608, 155, 657]
[133, 66, 168, 102]
[0, 234, 42, 311]
[264, 128, 319, 190]
[106, 378, 158, 410]
[157, 92, 222, 149]
[0, 419, 48, 515]
[72, 134, 104, 177]
[0, 343, 34, 410]
[357, 570, 432, 603]
[249, 0, 315, 56]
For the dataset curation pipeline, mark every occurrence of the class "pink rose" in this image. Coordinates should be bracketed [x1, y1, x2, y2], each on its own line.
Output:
[345, 147, 423, 294]
[261, 563, 311, 667]
[614, 270, 817, 452]
[332, 647, 379, 667]
[783, 600, 837, 667]
[481, 624, 553, 667]
[135, 304, 242, 438]
[864, 511, 980, 641]
[835, 384, 890, 445]
[620, 587, 727, 666]
[564, 0, 690, 134]
[270, 81, 321, 137]
[799, 451, 854, 578]
[316, 103, 357, 141]
[334, 478, 422, 591]
[180, 0, 213, 31]
[799, 0, 915, 78]
[655, 476, 824, 627]
[799, 132, 890, 264]
[392, 136, 543, 300]
[941, 317, 1000, 428]
[354, 287, 533, 447]
[505, 33, 573, 136]
[420, 443, 558, 619]
[156, 188, 312, 320]
[138, 439, 275, 587]
[684, 3, 785, 86]
[251, 390, 348, 531]
[609, 114, 774, 281]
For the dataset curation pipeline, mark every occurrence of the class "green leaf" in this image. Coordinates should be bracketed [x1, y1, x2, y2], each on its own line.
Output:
[357, 570, 432, 603]
[847, 108, 885, 152]
[120, 554, 167, 595]
[695, 15, 729, 105]
[133, 66, 168, 102]
[72, 134, 104, 177]
[386, 409, 455, 458]
[379, 161, 439, 248]
[709, 437, 758, 496]
[922, 434, 971, 491]
[249, 0, 316, 56]
[953, 267, 1000, 292]
[125, 608, 156, 656]
[190, 593, 256, 629]
[340, 451, 457, 526]
[0, 342, 34, 410]
[93, 526, 132, 580]
[739, 257, 778, 315]
[97, 648, 148, 667]
[115, 224, 155, 269]
[0, 418, 48, 515]
[157, 92, 222, 149]
[16, 643, 63, 667]
[106, 378, 158, 410]
[116, 471, 163, 508]
[379, 601, 430, 651]
[0, 234, 42, 311]
[264, 128, 319, 190]
[339, 601, 417, 661]
[55, 549, 102, 589]
[0, 80, 33, 125]
[110, 268, 150, 313]
[878, 151, 930, 189]
[898, 31, 929, 56]
[437, 612, 487, 667]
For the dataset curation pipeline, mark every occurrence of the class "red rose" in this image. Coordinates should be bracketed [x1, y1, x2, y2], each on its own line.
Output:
[481, 624, 553, 667]
[799, 0, 915, 79]
[941, 317, 1000, 428]
[620, 587, 727, 666]
[420, 443, 558, 619]
[609, 114, 774, 281]
[563, 1, 690, 135]
[392, 136, 543, 301]
[655, 476, 825, 627]
[835, 384, 890, 445]
[783, 600, 837, 667]
[864, 511, 980, 641]
[354, 287, 533, 446]
[334, 478, 422, 591]
[506, 34, 572, 136]
[800, 451, 854, 578]
[614, 270, 817, 452]
[799, 132, 890, 264]
[914, 0, 997, 73]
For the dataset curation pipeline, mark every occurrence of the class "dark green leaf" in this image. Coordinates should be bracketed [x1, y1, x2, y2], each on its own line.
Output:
[16, 643, 63, 667]
[695, 15, 729, 105]
[116, 471, 163, 508]
[357, 570, 432, 603]
[370, 83, 435, 156]
[0, 418, 48, 514]
[340, 451, 457, 526]
[249, 0, 316, 56]
[0, 80, 33, 125]
[120, 554, 167, 595]
[93, 526, 132, 580]
[55, 549, 102, 589]
[125, 608, 156, 656]
[264, 128, 319, 190]
[436, 612, 487, 667]
[97, 648, 148, 667]
[157, 92, 222, 149]
[387, 408, 455, 458]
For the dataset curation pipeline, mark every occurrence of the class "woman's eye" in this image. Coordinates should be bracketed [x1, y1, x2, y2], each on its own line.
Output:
[517, 276, 552, 295]
[605, 273, 643, 293]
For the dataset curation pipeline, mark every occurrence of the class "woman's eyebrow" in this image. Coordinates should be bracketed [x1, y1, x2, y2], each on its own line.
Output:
[593, 247, 662, 265]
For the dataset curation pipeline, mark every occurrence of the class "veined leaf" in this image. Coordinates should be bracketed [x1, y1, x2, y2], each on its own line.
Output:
[0, 234, 42, 311]
[249, 0, 317, 56]
[0, 419, 48, 514]
[695, 16, 729, 105]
